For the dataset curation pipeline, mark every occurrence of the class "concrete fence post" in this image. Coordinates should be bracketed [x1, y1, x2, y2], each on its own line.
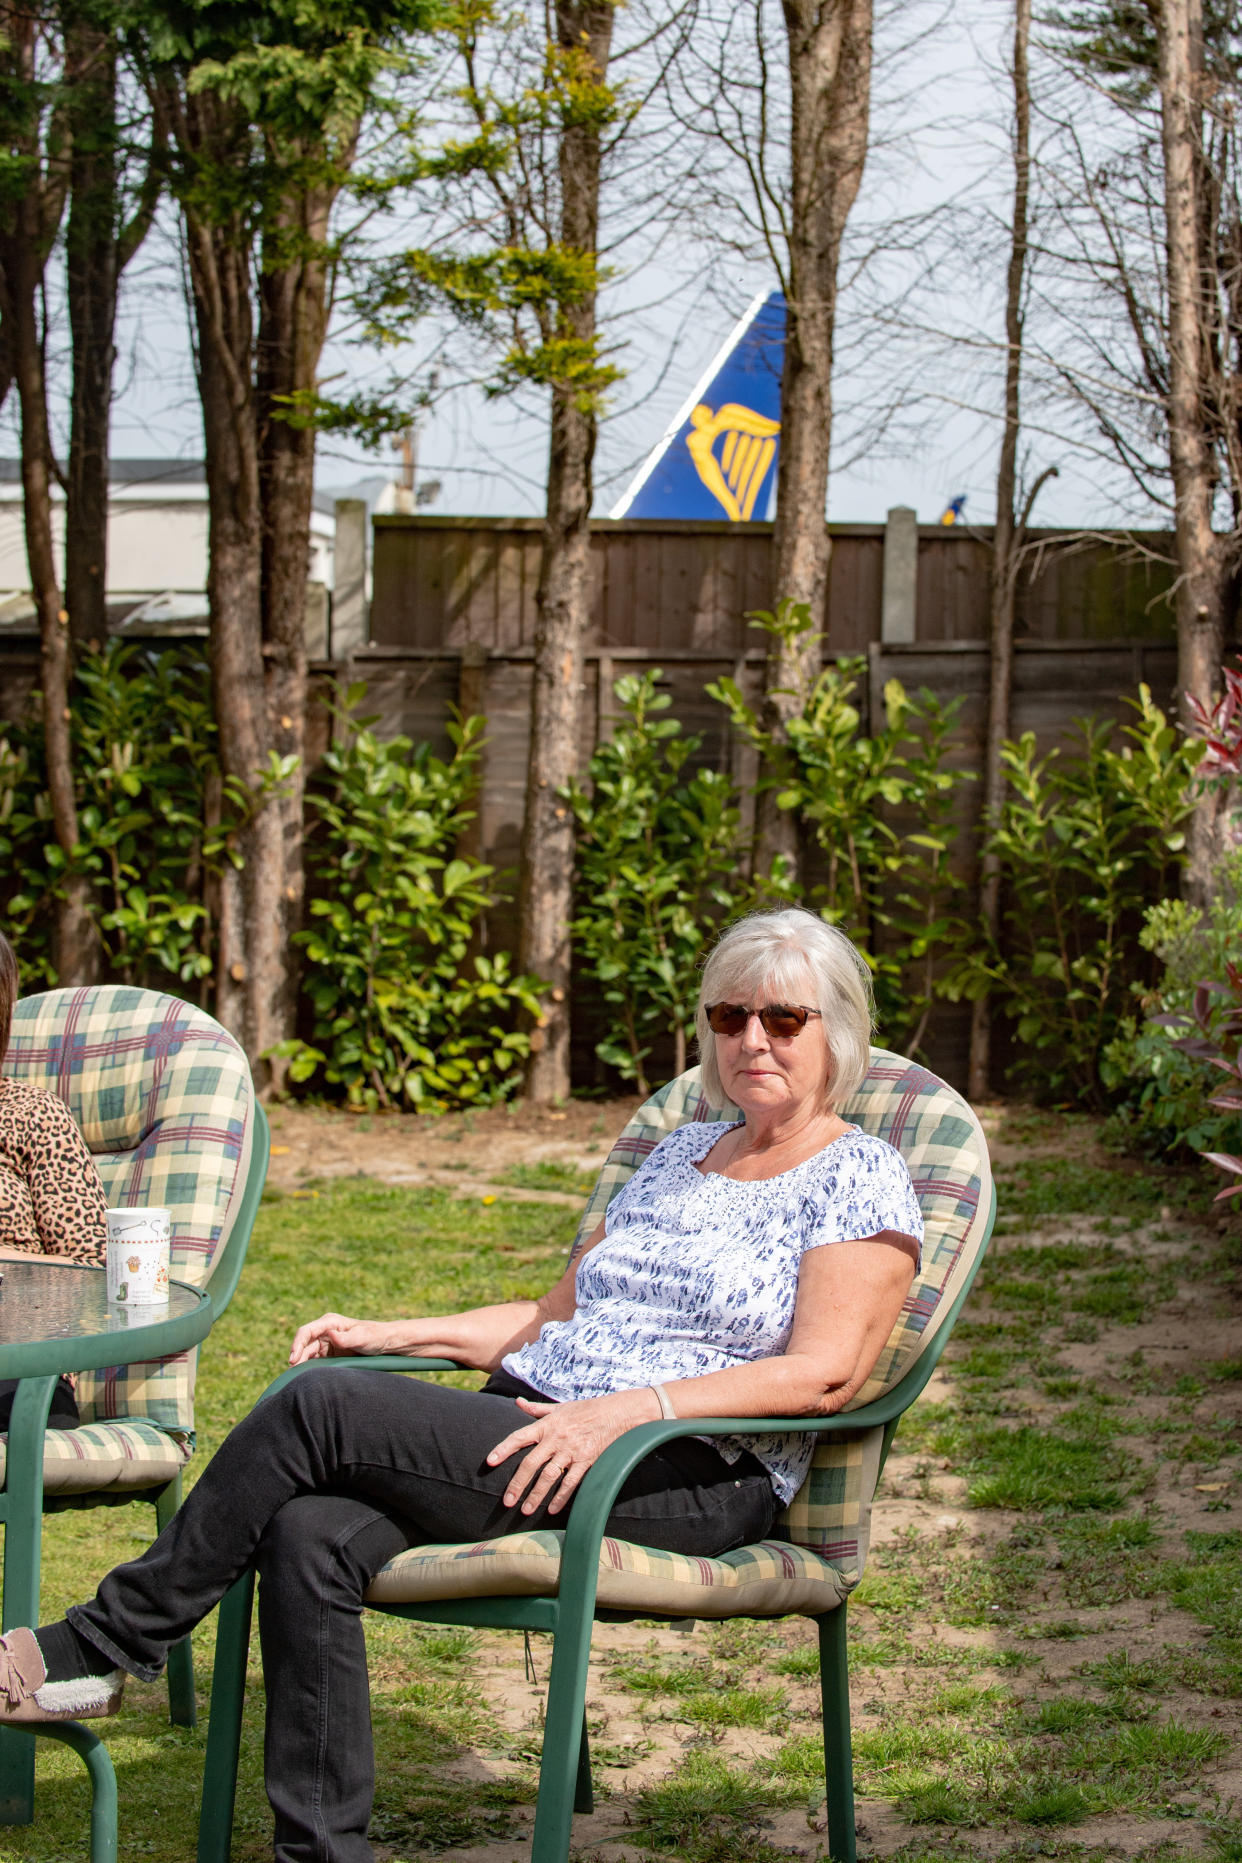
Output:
[304, 581, 329, 660]
[881, 505, 918, 644]
[331, 500, 368, 659]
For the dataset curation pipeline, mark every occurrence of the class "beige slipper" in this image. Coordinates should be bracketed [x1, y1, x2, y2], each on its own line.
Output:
[0, 1628, 124, 1723]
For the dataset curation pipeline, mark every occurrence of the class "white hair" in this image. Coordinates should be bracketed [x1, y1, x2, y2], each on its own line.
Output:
[696, 908, 874, 1111]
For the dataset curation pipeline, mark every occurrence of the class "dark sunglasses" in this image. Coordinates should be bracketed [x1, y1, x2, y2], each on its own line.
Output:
[705, 1002, 823, 1039]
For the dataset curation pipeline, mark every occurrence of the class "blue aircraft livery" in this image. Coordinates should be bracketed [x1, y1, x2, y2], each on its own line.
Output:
[611, 290, 786, 521]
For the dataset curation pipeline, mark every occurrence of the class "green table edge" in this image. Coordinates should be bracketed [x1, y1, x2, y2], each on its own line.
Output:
[0, 1263, 213, 1382]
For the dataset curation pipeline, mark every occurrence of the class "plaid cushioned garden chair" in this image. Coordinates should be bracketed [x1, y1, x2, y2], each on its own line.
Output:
[1, 985, 268, 1824]
[198, 1049, 993, 1863]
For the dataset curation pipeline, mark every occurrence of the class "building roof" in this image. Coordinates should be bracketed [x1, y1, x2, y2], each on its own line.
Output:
[0, 457, 209, 487]
[0, 456, 338, 518]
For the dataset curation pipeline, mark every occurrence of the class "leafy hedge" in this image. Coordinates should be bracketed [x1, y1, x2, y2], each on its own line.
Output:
[0, 637, 1214, 1119]
[276, 699, 541, 1110]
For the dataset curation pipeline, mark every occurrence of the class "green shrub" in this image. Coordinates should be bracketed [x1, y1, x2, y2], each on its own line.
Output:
[0, 642, 226, 992]
[947, 687, 1196, 1105]
[0, 725, 52, 981]
[277, 695, 542, 1111]
[566, 670, 748, 1093]
[707, 603, 974, 1055]
[1103, 851, 1242, 1160]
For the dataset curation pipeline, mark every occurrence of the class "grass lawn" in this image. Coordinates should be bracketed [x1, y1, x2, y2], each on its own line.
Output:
[0, 1106, 1239, 1863]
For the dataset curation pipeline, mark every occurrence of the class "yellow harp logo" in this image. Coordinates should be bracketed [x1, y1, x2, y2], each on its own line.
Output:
[686, 402, 781, 522]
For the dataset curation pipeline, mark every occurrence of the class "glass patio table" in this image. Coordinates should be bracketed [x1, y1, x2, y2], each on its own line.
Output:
[0, 1256, 212, 1627]
[0, 1259, 213, 1858]
[0, 1256, 210, 1383]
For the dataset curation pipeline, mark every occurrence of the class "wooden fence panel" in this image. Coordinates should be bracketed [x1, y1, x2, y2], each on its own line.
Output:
[0, 645, 37, 724]
[345, 636, 1180, 874]
[1017, 534, 1177, 640]
[915, 531, 991, 641]
[825, 532, 885, 650]
[371, 516, 1182, 657]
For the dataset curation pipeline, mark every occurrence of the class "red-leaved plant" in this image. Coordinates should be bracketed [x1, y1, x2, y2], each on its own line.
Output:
[1165, 663, 1242, 1195]
[1185, 660, 1242, 782]
[1158, 965, 1242, 1198]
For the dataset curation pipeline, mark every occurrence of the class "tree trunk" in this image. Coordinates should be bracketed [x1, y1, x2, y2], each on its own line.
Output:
[255, 166, 339, 1085]
[12, 274, 97, 980]
[969, 0, 1032, 1102]
[177, 87, 269, 1052]
[0, 5, 95, 981]
[165, 61, 346, 1082]
[1158, 0, 1226, 906]
[519, 0, 615, 1105]
[63, 11, 117, 653]
[755, 0, 872, 880]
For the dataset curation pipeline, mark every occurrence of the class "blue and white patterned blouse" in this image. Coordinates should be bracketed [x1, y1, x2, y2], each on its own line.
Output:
[503, 1121, 923, 1505]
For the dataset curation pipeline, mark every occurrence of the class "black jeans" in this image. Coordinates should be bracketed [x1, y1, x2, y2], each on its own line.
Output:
[0, 1375, 79, 1429]
[68, 1366, 776, 1863]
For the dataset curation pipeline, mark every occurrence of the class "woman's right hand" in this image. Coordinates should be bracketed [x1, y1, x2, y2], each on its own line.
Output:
[287, 1285, 568, 1373]
[288, 1313, 402, 1364]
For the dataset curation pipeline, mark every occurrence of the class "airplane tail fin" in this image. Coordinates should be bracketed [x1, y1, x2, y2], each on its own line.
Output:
[610, 291, 785, 522]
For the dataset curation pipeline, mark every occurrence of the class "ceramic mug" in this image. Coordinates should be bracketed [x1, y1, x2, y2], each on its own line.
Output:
[105, 1208, 171, 1305]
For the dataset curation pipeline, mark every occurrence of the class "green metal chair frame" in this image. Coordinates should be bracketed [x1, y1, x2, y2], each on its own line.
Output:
[0, 1104, 269, 1841]
[196, 1181, 994, 1863]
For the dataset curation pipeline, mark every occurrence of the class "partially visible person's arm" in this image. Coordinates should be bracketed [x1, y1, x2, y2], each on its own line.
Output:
[9, 1093, 107, 1265]
[287, 1217, 607, 1371]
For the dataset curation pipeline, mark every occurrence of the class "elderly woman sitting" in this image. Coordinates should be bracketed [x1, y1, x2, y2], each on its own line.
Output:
[0, 907, 921, 1863]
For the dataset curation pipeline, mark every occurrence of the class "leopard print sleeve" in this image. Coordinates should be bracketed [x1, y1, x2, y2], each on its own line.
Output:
[0, 1081, 108, 1264]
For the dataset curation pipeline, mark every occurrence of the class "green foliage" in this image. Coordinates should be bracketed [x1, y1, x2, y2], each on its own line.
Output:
[1103, 850, 1242, 1159]
[71, 644, 225, 986]
[0, 727, 51, 981]
[144, 0, 447, 457]
[1048, 0, 1160, 104]
[0, 642, 227, 992]
[145, 0, 439, 159]
[364, 244, 621, 402]
[279, 694, 543, 1111]
[566, 671, 747, 1093]
[2, 654, 541, 1114]
[343, 2, 628, 423]
[1049, 0, 1241, 110]
[707, 603, 974, 1055]
[275, 383, 435, 447]
[945, 687, 1197, 1105]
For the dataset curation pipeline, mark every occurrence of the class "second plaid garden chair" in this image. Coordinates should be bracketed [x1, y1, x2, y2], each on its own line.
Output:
[198, 1047, 992, 1863]
[0, 984, 268, 1823]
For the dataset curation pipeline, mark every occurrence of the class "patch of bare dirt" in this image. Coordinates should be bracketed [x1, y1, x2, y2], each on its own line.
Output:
[265, 1097, 645, 1203]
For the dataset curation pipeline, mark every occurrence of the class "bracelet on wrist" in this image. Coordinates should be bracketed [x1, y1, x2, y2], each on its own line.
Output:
[650, 1382, 677, 1420]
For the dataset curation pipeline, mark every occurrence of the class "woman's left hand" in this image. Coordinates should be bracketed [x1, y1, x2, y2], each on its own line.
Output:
[486, 1389, 659, 1516]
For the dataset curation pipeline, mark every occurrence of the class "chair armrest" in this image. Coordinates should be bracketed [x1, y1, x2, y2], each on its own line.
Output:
[556, 1395, 911, 1604]
[255, 1355, 460, 1403]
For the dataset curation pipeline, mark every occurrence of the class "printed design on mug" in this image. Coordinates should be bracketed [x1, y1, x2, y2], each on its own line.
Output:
[105, 1207, 172, 1305]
